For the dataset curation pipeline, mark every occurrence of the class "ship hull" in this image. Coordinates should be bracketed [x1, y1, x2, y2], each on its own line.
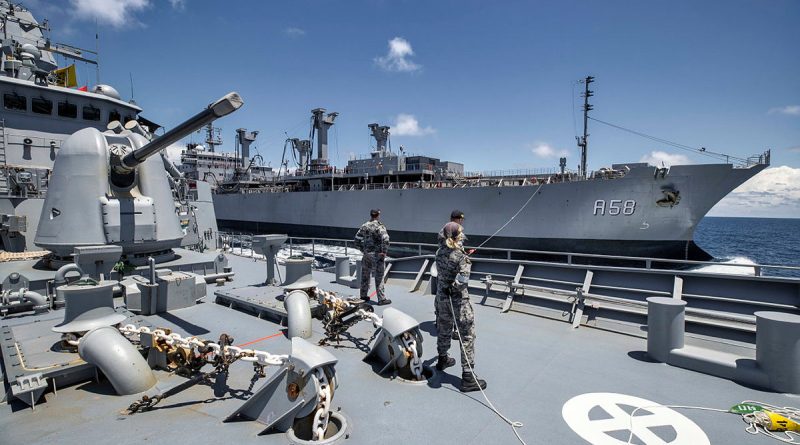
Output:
[214, 163, 767, 260]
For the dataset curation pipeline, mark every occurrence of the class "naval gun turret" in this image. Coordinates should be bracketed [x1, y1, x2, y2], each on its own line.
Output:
[35, 92, 244, 264]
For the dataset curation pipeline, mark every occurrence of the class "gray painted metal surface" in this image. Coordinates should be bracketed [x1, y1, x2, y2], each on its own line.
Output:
[285, 290, 313, 339]
[77, 325, 157, 395]
[384, 253, 800, 344]
[647, 297, 687, 362]
[2, 254, 797, 445]
[0, 1, 145, 252]
[215, 161, 768, 260]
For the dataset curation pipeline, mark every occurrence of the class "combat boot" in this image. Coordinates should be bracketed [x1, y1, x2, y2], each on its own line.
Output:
[460, 370, 487, 392]
[436, 355, 455, 371]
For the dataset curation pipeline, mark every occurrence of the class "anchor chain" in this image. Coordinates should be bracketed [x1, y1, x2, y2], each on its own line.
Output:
[118, 324, 289, 367]
[312, 367, 333, 440]
[316, 288, 383, 327]
[317, 289, 421, 380]
[119, 325, 290, 415]
[401, 332, 423, 380]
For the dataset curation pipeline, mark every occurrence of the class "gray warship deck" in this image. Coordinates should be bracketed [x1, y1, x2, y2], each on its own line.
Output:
[0, 254, 795, 445]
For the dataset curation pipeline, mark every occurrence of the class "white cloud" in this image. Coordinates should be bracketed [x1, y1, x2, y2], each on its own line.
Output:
[708, 166, 800, 218]
[69, 0, 150, 27]
[639, 150, 691, 167]
[393, 114, 435, 136]
[374, 37, 421, 72]
[788, 146, 800, 153]
[169, 0, 185, 10]
[768, 105, 800, 116]
[164, 143, 185, 165]
[285, 27, 306, 37]
[529, 142, 568, 159]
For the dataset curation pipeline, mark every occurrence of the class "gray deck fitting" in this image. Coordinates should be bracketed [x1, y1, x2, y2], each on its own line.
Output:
[225, 338, 337, 436]
[480, 275, 492, 305]
[382, 262, 392, 283]
[646, 297, 800, 393]
[646, 297, 686, 362]
[0, 310, 150, 407]
[13, 373, 47, 409]
[500, 265, 525, 313]
[334, 256, 353, 287]
[755, 311, 800, 393]
[569, 270, 593, 328]
[214, 288, 323, 325]
[351, 259, 362, 289]
[410, 259, 429, 293]
[672, 275, 683, 299]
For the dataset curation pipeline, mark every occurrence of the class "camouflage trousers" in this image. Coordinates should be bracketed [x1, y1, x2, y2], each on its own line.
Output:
[360, 252, 386, 301]
[435, 288, 476, 370]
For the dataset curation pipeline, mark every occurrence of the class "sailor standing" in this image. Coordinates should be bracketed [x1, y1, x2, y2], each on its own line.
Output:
[354, 209, 391, 305]
[434, 222, 487, 392]
[435, 210, 467, 335]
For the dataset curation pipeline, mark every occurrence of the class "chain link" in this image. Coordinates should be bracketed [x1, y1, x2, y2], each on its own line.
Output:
[401, 332, 423, 380]
[316, 288, 383, 327]
[119, 324, 289, 367]
[312, 367, 332, 440]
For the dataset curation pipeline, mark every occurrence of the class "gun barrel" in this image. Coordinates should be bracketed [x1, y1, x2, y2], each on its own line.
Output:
[121, 92, 243, 170]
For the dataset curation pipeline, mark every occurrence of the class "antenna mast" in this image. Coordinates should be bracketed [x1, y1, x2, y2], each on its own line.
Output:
[95, 20, 100, 84]
[577, 75, 594, 178]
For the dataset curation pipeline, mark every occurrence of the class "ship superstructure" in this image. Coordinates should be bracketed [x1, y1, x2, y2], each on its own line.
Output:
[178, 124, 275, 191]
[0, 1, 156, 252]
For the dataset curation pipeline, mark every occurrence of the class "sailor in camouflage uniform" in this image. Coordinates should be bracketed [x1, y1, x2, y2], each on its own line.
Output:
[434, 221, 487, 392]
[354, 209, 391, 305]
[434, 210, 468, 331]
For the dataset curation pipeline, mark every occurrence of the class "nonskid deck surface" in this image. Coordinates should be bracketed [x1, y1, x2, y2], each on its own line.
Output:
[0, 254, 795, 445]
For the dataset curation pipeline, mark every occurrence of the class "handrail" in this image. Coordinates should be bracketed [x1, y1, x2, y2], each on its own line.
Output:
[217, 232, 800, 277]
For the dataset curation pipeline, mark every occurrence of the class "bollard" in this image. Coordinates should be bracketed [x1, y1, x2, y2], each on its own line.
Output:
[283, 257, 317, 290]
[350, 259, 362, 289]
[755, 311, 800, 393]
[646, 296, 687, 363]
[335, 256, 350, 282]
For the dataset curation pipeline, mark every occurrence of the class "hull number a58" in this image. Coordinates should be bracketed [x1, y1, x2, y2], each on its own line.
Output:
[593, 199, 636, 216]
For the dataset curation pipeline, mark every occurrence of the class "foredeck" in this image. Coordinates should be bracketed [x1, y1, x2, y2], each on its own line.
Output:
[0, 253, 796, 445]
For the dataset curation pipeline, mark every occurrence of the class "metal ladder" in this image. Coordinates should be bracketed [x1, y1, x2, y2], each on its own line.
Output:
[0, 119, 7, 194]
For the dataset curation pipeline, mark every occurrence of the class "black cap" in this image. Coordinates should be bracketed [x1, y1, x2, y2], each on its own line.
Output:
[370, 209, 381, 217]
[450, 210, 465, 219]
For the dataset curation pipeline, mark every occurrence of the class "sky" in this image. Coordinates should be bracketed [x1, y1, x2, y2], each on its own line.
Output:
[23, 0, 800, 217]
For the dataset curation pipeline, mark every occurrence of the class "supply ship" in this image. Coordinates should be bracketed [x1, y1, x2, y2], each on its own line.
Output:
[213, 86, 770, 260]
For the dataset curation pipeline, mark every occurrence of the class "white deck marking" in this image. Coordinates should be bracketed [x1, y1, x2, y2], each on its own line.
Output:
[562, 393, 710, 445]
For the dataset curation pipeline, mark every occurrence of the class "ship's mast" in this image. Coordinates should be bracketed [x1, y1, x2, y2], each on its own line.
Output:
[577, 75, 594, 178]
[205, 123, 222, 152]
[310, 108, 338, 164]
[368, 123, 391, 156]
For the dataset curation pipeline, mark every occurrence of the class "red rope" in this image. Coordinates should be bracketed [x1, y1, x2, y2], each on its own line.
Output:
[237, 331, 284, 347]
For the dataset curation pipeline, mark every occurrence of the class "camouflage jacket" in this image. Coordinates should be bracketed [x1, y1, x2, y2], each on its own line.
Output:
[354, 220, 390, 254]
[435, 245, 471, 291]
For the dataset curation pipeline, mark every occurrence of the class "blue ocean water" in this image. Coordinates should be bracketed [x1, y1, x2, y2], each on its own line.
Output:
[694, 217, 800, 277]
